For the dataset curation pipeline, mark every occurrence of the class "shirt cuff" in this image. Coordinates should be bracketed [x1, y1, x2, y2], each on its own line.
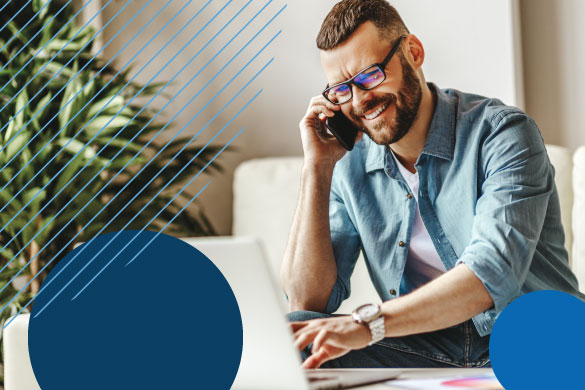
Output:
[324, 276, 348, 314]
[456, 250, 521, 315]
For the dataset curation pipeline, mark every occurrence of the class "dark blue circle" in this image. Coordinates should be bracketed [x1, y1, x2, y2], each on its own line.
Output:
[490, 290, 585, 389]
[28, 231, 242, 390]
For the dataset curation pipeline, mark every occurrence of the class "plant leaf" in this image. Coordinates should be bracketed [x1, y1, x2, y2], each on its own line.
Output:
[85, 115, 133, 137]
[56, 138, 96, 160]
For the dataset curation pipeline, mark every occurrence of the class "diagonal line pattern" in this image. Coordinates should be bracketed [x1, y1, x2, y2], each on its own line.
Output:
[75, 125, 248, 300]
[1, 31, 276, 294]
[2, 6, 281, 282]
[125, 179, 213, 267]
[0, 0, 221, 238]
[71, 121, 250, 301]
[4, 178, 212, 329]
[30, 53, 270, 316]
[0, 0, 197, 189]
[2, 29, 279, 318]
[2, 0, 272, 234]
[0, 0, 127, 149]
[68, 92, 261, 302]
[0, 1, 39, 47]
[0, 0, 110, 98]
[0, 2, 283, 271]
[122, 130, 249, 269]
[0, 0, 94, 73]
[0, 1, 14, 21]
[0, 0, 182, 260]
[0, 0, 180, 161]
[0, 0, 130, 164]
[36, 83, 261, 315]
[130, 178, 215, 262]
[0, 0, 245, 285]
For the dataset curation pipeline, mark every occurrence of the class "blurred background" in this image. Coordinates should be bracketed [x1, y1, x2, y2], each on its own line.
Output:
[77, 0, 585, 235]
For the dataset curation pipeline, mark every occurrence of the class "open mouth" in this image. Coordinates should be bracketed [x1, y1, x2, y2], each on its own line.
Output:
[363, 102, 389, 121]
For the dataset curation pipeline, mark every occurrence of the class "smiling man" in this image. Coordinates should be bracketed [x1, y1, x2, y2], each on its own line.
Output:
[280, 0, 582, 369]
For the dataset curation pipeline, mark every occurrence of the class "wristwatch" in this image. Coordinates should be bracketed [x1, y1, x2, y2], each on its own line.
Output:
[351, 303, 385, 346]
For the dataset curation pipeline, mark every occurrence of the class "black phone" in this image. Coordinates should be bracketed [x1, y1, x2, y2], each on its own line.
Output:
[325, 111, 360, 151]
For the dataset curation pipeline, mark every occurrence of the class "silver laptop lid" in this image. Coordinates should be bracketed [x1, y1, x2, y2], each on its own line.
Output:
[182, 236, 309, 390]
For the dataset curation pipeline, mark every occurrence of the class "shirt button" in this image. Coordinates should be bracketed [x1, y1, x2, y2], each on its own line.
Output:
[398, 241, 406, 247]
[406, 193, 413, 199]
[390, 289, 397, 295]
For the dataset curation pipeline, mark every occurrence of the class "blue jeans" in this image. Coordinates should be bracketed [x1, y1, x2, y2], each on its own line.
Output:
[287, 311, 491, 368]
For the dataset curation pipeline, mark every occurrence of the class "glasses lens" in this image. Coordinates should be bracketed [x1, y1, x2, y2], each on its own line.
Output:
[354, 66, 385, 89]
[325, 83, 352, 104]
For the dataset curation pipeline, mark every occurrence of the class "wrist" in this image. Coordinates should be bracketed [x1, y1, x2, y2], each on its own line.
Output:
[300, 161, 335, 191]
[352, 303, 386, 346]
[302, 158, 337, 176]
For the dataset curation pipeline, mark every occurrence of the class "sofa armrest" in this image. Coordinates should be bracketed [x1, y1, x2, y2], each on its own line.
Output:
[3, 314, 40, 390]
[573, 147, 585, 289]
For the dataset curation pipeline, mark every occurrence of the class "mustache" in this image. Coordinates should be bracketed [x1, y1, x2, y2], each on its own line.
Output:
[350, 94, 397, 120]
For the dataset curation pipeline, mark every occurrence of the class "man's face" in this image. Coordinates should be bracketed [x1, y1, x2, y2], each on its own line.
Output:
[320, 22, 422, 145]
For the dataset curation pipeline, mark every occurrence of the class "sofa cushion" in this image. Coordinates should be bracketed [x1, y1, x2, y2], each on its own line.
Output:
[232, 157, 379, 313]
[545, 145, 574, 264]
[572, 147, 585, 288]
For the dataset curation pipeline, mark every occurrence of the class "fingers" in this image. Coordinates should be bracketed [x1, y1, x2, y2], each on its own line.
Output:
[294, 328, 318, 352]
[302, 343, 348, 369]
[306, 95, 340, 120]
[290, 321, 309, 333]
[302, 348, 330, 369]
[292, 319, 324, 351]
[293, 318, 356, 369]
[298, 95, 348, 162]
[311, 329, 338, 353]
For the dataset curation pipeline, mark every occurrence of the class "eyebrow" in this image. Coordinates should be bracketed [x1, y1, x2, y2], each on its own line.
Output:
[328, 62, 377, 88]
[327, 35, 406, 88]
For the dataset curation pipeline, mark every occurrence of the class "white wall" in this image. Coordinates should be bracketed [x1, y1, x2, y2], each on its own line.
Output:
[520, 0, 585, 150]
[96, 0, 526, 234]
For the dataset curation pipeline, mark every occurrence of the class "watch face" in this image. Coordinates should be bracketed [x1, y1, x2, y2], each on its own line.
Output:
[356, 304, 380, 322]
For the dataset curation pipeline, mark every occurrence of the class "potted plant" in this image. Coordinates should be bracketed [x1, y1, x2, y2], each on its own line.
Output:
[0, 2, 223, 381]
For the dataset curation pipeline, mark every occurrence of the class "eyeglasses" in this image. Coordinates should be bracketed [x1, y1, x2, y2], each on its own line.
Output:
[322, 35, 406, 105]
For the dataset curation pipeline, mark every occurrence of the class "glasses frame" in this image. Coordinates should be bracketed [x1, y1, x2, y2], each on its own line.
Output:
[322, 35, 407, 105]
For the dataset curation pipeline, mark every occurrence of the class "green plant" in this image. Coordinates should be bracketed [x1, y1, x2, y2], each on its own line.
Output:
[0, 0, 223, 368]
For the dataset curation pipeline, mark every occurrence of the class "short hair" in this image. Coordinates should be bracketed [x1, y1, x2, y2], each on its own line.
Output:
[316, 0, 409, 50]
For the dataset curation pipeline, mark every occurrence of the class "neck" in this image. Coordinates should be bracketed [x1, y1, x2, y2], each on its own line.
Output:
[390, 83, 436, 173]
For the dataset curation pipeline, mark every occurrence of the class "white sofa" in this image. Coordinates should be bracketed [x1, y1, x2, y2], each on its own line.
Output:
[4, 145, 585, 390]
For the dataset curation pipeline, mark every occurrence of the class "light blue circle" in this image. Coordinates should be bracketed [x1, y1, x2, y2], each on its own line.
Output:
[490, 290, 585, 389]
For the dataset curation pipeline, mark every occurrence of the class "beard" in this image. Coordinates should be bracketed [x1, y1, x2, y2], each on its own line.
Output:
[349, 55, 423, 145]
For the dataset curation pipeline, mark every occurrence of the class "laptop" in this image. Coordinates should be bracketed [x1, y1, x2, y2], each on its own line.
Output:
[182, 236, 401, 390]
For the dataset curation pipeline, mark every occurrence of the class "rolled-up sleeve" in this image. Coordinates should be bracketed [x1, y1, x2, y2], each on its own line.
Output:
[324, 184, 361, 314]
[456, 112, 554, 315]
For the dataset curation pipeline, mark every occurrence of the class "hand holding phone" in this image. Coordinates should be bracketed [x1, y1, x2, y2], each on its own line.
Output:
[299, 96, 360, 166]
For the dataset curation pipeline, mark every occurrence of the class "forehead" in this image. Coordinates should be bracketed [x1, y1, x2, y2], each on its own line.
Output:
[320, 22, 391, 85]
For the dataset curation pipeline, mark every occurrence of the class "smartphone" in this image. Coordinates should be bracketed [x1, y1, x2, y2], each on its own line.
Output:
[325, 111, 360, 151]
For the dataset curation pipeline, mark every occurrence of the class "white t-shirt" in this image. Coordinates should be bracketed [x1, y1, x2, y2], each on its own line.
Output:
[394, 154, 447, 289]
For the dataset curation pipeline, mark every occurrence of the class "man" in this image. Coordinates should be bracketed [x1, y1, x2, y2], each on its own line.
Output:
[281, 0, 582, 369]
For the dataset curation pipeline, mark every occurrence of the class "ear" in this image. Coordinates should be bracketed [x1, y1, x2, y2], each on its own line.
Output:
[403, 34, 425, 70]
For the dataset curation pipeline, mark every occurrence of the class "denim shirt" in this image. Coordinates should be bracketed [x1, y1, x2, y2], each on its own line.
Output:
[326, 83, 582, 337]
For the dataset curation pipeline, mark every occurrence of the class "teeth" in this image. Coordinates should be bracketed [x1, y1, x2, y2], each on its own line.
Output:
[364, 103, 388, 120]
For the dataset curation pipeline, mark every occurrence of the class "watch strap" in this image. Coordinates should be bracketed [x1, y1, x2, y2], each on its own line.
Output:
[367, 316, 385, 346]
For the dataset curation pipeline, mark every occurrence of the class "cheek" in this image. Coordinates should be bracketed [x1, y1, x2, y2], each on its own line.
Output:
[385, 102, 397, 118]
[341, 106, 353, 118]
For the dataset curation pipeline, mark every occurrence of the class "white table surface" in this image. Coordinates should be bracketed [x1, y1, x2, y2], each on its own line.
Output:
[353, 368, 496, 389]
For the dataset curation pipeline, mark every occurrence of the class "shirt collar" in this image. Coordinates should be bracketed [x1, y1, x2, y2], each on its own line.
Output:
[365, 83, 457, 173]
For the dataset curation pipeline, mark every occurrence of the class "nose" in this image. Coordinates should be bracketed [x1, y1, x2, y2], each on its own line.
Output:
[351, 85, 373, 112]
